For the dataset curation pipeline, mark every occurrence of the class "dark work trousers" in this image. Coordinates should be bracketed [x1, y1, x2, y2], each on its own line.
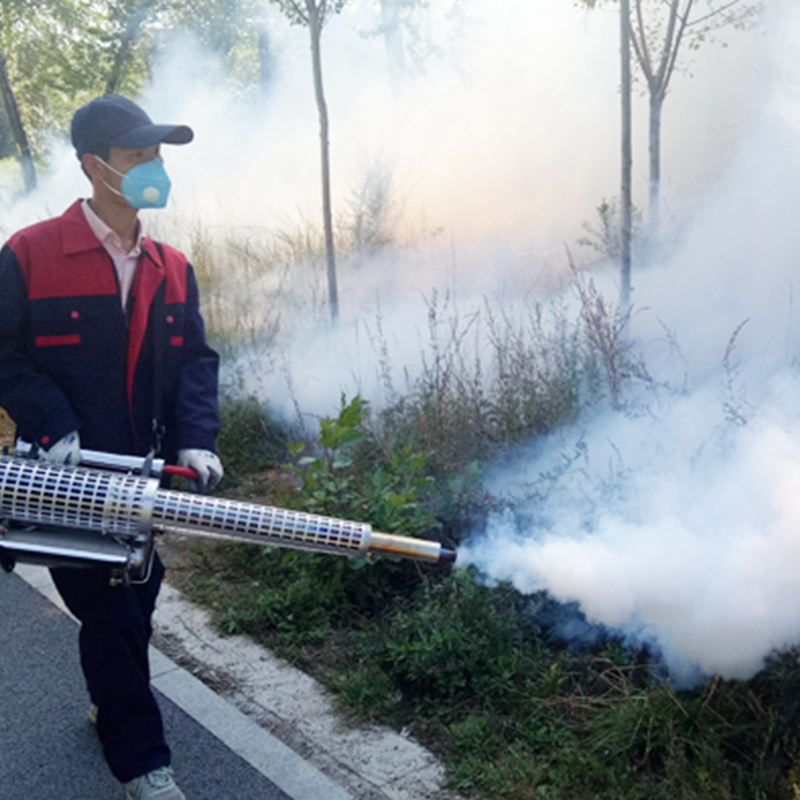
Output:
[49, 552, 171, 783]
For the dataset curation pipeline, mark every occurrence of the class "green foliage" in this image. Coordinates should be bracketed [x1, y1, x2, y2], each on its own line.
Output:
[269, 0, 348, 28]
[214, 393, 289, 487]
[185, 393, 444, 655]
[357, 569, 546, 718]
[287, 393, 436, 536]
[0, 0, 272, 186]
[0, 0, 118, 160]
[158, 0, 273, 95]
[286, 566, 800, 800]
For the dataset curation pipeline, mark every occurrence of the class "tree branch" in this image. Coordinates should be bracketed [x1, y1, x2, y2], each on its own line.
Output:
[287, 0, 308, 24]
[687, 0, 744, 29]
[631, 0, 655, 86]
[661, 0, 693, 94]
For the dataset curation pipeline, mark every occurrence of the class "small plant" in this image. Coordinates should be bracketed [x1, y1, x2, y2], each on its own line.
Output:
[184, 394, 445, 655]
[286, 393, 437, 537]
[577, 196, 645, 266]
[346, 155, 397, 252]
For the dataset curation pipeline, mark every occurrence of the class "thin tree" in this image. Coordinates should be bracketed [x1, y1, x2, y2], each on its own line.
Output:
[583, 0, 761, 238]
[620, 0, 632, 316]
[0, 0, 43, 193]
[104, 0, 156, 95]
[271, 0, 347, 322]
[0, 45, 35, 191]
[630, 0, 760, 237]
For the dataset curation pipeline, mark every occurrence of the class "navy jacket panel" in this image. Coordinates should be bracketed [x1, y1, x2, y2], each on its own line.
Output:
[0, 200, 220, 460]
[0, 246, 89, 449]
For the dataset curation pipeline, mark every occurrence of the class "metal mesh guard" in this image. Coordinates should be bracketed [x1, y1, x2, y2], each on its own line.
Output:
[152, 490, 371, 556]
[0, 457, 152, 538]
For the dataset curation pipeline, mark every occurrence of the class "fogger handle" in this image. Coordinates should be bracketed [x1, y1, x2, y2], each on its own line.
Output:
[12, 440, 199, 481]
[163, 465, 199, 480]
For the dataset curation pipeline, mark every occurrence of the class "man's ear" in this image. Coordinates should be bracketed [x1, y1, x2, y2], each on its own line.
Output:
[81, 152, 103, 180]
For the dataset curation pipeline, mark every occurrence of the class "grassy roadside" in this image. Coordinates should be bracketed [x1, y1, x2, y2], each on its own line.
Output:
[166, 517, 800, 800]
[163, 392, 800, 800]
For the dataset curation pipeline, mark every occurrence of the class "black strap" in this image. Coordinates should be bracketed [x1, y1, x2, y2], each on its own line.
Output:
[151, 242, 167, 455]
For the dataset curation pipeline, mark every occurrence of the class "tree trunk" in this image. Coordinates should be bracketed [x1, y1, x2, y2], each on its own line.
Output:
[308, 5, 339, 321]
[648, 91, 664, 240]
[258, 29, 274, 95]
[379, 0, 406, 96]
[105, 10, 143, 95]
[106, 41, 132, 95]
[620, 0, 632, 317]
[0, 46, 36, 193]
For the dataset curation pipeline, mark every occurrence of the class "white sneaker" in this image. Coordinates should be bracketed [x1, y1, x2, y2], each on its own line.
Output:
[123, 766, 186, 800]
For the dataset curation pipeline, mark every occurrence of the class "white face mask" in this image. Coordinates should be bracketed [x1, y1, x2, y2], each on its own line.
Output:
[95, 155, 172, 209]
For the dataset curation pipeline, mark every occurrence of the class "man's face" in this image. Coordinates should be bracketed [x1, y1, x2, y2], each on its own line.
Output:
[87, 143, 162, 207]
[107, 143, 162, 172]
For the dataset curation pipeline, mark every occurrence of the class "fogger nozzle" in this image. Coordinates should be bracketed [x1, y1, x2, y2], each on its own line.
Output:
[0, 455, 455, 579]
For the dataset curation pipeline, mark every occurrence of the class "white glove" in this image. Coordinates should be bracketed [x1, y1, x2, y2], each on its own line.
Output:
[40, 431, 82, 466]
[178, 449, 224, 492]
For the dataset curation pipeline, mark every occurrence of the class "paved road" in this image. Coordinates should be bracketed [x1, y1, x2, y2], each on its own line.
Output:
[0, 569, 348, 800]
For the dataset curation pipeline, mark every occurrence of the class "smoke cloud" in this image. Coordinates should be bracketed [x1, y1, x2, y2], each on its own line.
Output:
[461, 0, 800, 685]
[1, 0, 789, 685]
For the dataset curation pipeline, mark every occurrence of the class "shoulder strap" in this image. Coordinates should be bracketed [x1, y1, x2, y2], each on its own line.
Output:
[151, 241, 167, 455]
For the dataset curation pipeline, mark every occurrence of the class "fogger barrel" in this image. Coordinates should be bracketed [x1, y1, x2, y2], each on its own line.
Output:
[0, 454, 455, 583]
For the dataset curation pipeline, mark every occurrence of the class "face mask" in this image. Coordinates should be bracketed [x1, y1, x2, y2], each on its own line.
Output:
[96, 156, 172, 209]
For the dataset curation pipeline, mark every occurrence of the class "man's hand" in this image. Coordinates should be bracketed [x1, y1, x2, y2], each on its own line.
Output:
[177, 449, 224, 492]
[39, 431, 82, 466]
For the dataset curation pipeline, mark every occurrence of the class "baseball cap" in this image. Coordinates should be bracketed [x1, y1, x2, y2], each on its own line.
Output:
[71, 94, 193, 158]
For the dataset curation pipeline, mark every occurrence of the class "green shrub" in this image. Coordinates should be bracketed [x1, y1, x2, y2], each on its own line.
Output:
[287, 393, 438, 538]
[215, 393, 290, 487]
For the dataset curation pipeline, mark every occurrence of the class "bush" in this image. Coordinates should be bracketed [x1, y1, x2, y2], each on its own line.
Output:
[215, 393, 290, 487]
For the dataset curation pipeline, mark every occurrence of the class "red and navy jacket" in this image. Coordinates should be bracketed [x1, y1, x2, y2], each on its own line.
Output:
[0, 200, 220, 463]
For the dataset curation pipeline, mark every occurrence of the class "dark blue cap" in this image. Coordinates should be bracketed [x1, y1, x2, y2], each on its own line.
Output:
[71, 94, 193, 158]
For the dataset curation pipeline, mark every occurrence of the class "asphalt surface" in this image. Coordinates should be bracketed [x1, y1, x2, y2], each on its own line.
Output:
[0, 569, 296, 800]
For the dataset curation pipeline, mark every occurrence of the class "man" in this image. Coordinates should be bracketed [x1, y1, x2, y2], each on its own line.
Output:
[0, 94, 223, 800]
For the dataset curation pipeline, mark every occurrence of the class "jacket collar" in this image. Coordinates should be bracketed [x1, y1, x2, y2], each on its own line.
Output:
[61, 199, 105, 256]
[61, 199, 164, 269]
[141, 238, 165, 269]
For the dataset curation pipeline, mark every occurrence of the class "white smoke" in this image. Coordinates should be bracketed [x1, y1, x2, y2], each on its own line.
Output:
[461, 0, 800, 685]
[3, 0, 791, 686]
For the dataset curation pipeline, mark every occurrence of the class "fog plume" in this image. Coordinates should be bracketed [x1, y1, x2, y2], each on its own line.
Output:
[2, 0, 792, 686]
[462, 0, 800, 685]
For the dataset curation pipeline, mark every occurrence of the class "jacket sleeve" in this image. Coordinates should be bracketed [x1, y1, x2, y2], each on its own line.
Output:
[0, 244, 81, 447]
[174, 264, 221, 452]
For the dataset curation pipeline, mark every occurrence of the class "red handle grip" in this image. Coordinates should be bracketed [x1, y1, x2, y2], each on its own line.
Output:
[164, 465, 199, 480]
